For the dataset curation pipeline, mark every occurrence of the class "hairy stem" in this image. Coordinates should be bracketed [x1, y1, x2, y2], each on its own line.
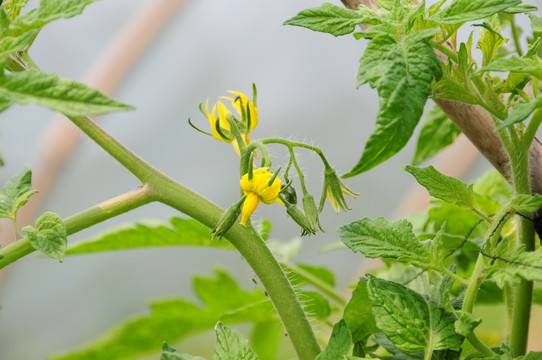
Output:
[505, 127, 534, 356]
[0, 185, 155, 269]
[70, 115, 320, 359]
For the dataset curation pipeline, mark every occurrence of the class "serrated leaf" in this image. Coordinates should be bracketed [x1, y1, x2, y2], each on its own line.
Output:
[495, 97, 542, 131]
[430, 0, 521, 25]
[405, 165, 474, 209]
[344, 30, 442, 176]
[0, 168, 37, 219]
[511, 194, 542, 213]
[0, 30, 37, 57]
[480, 56, 542, 80]
[454, 311, 481, 337]
[50, 269, 274, 360]
[23, 212, 66, 262]
[338, 217, 429, 265]
[438, 266, 456, 308]
[367, 275, 463, 353]
[316, 319, 352, 360]
[10, 0, 97, 33]
[214, 322, 258, 360]
[372, 332, 424, 360]
[488, 245, 542, 287]
[2, 0, 29, 20]
[0, 69, 134, 116]
[412, 105, 460, 166]
[66, 217, 231, 255]
[161, 343, 207, 360]
[343, 279, 377, 343]
[283, 2, 379, 37]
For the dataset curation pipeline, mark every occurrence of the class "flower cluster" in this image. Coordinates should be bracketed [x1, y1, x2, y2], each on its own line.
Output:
[203, 89, 258, 154]
[197, 85, 357, 237]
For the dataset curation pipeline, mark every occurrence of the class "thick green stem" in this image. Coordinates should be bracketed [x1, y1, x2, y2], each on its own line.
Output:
[502, 126, 534, 356]
[150, 174, 321, 359]
[70, 115, 320, 359]
[0, 185, 155, 269]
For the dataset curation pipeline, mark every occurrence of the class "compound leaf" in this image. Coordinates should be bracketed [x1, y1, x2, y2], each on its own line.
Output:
[495, 97, 542, 131]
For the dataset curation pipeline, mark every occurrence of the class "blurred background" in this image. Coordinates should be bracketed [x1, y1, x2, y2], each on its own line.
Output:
[0, 0, 539, 359]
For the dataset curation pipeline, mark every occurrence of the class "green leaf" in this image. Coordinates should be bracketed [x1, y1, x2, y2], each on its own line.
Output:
[453, 311, 481, 337]
[0, 96, 13, 113]
[338, 217, 429, 265]
[0, 30, 37, 57]
[529, 14, 542, 35]
[298, 290, 331, 319]
[343, 278, 377, 343]
[522, 352, 542, 360]
[405, 165, 474, 209]
[214, 322, 258, 360]
[316, 319, 352, 360]
[161, 343, 207, 360]
[249, 321, 282, 360]
[495, 97, 542, 131]
[23, 212, 67, 262]
[66, 217, 231, 255]
[367, 275, 463, 353]
[472, 169, 512, 205]
[502, 5, 538, 14]
[0, 69, 134, 116]
[480, 56, 542, 80]
[10, 0, 97, 33]
[510, 194, 542, 214]
[344, 29, 442, 176]
[0, 168, 37, 219]
[293, 263, 335, 287]
[412, 105, 461, 166]
[1, 0, 28, 20]
[255, 219, 272, 241]
[283, 2, 378, 37]
[429, 0, 521, 25]
[50, 269, 273, 360]
[488, 245, 542, 287]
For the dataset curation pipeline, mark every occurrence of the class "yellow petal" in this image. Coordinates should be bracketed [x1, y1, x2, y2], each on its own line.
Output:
[240, 192, 260, 225]
[216, 101, 231, 131]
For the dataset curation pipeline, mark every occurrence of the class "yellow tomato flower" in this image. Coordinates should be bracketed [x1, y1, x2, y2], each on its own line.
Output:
[319, 167, 358, 213]
[239, 168, 282, 225]
[204, 89, 258, 155]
